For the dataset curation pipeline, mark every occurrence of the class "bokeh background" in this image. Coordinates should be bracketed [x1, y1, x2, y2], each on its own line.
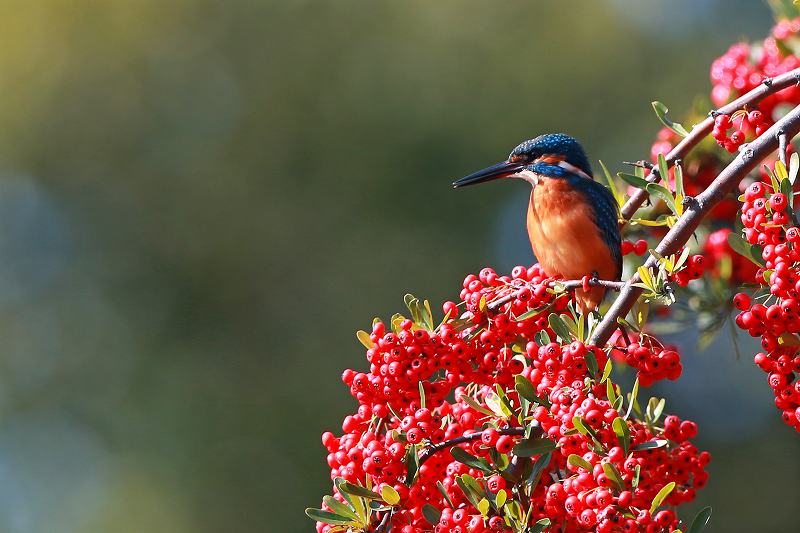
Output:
[0, 0, 797, 531]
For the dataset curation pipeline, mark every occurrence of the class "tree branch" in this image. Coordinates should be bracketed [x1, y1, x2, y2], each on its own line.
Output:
[486, 278, 626, 312]
[590, 103, 800, 346]
[418, 427, 526, 466]
[620, 67, 800, 223]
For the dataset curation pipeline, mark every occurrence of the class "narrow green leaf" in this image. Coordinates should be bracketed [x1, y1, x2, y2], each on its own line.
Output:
[531, 518, 552, 533]
[585, 351, 599, 377]
[513, 437, 556, 457]
[418, 381, 426, 409]
[600, 160, 625, 207]
[633, 439, 669, 451]
[625, 378, 640, 420]
[450, 447, 493, 473]
[726, 231, 765, 266]
[339, 482, 382, 501]
[515, 374, 551, 407]
[646, 183, 678, 215]
[436, 481, 454, 508]
[650, 481, 676, 513]
[607, 379, 618, 406]
[603, 462, 626, 491]
[477, 498, 490, 517]
[422, 299, 434, 330]
[381, 485, 400, 506]
[405, 445, 419, 485]
[305, 508, 354, 526]
[496, 489, 507, 509]
[633, 464, 641, 488]
[567, 453, 593, 471]
[618, 172, 650, 189]
[790, 151, 799, 185]
[515, 308, 540, 321]
[658, 154, 671, 193]
[458, 392, 496, 417]
[612, 417, 631, 456]
[527, 451, 552, 488]
[548, 313, 573, 342]
[688, 506, 713, 533]
[674, 161, 685, 198]
[600, 357, 613, 383]
[652, 101, 690, 137]
[485, 391, 512, 418]
[323, 496, 359, 521]
[356, 330, 374, 349]
[422, 504, 441, 525]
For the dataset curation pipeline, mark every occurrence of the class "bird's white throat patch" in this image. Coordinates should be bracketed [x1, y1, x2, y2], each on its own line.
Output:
[513, 169, 541, 186]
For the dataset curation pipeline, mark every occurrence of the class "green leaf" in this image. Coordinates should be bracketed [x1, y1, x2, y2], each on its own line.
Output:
[688, 506, 713, 533]
[600, 358, 613, 383]
[418, 381, 426, 409]
[585, 351, 599, 377]
[600, 160, 625, 207]
[618, 172, 650, 190]
[513, 436, 556, 457]
[607, 379, 618, 407]
[548, 313, 573, 342]
[790, 151, 799, 185]
[726, 231, 765, 267]
[650, 481, 676, 513]
[646, 183, 678, 215]
[458, 392, 496, 417]
[625, 378, 640, 420]
[527, 451, 552, 489]
[422, 504, 441, 525]
[658, 154, 671, 192]
[381, 485, 400, 506]
[436, 481, 454, 508]
[456, 474, 485, 509]
[531, 518, 552, 533]
[567, 453, 593, 471]
[674, 161, 685, 199]
[421, 299, 434, 330]
[612, 417, 631, 456]
[485, 391, 513, 418]
[634, 439, 669, 451]
[633, 464, 641, 488]
[323, 496, 359, 521]
[515, 307, 540, 321]
[305, 508, 354, 526]
[356, 330, 374, 349]
[603, 463, 626, 491]
[339, 482, 382, 501]
[514, 374, 551, 407]
[450, 447, 493, 473]
[652, 101, 690, 137]
[477, 497, 490, 517]
[405, 445, 419, 485]
[496, 489, 507, 509]
[781, 176, 794, 207]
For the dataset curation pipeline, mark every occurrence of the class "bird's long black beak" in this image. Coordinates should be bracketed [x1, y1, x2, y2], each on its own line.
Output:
[452, 161, 524, 188]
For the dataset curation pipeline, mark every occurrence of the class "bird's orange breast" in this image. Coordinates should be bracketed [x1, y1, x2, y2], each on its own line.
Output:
[527, 178, 619, 311]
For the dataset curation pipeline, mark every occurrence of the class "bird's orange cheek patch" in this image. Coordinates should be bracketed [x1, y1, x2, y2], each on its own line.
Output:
[537, 154, 565, 165]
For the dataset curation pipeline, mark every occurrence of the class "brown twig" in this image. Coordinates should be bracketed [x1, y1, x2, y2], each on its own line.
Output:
[486, 278, 626, 312]
[590, 103, 800, 346]
[418, 427, 526, 466]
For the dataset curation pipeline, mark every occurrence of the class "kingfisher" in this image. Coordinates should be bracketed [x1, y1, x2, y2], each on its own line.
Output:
[453, 133, 622, 313]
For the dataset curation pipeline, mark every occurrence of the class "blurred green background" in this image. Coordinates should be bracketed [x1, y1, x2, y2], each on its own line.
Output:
[0, 0, 797, 531]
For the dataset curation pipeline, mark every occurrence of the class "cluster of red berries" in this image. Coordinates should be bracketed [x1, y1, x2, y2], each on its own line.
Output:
[621, 239, 649, 257]
[313, 262, 707, 532]
[732, 178, 800, 432]
[670, 253, 707, 287]
[712, 110, 771, 153]
[608, 331, 683, 386]
[710, 31, 800, 111]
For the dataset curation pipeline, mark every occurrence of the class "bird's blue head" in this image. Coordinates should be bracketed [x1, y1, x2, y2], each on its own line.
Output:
[453, 133, 593, 188]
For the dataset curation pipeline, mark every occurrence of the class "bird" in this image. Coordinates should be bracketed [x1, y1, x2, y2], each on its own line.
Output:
[453, 133, 622, 313]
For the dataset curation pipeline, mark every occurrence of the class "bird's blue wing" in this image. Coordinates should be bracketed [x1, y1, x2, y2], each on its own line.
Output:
[569, 176, 623, 279]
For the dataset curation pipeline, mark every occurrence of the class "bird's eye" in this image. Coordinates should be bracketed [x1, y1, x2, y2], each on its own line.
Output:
[509, 154, 526, 163]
